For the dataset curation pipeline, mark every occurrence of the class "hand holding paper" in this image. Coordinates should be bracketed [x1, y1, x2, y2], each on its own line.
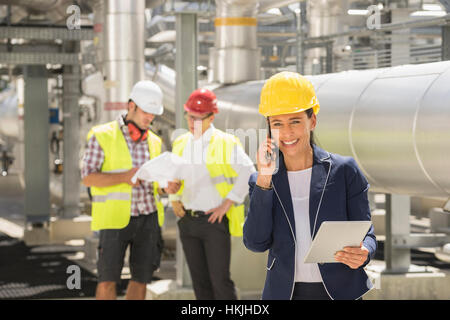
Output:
[131, 151, 189, 188]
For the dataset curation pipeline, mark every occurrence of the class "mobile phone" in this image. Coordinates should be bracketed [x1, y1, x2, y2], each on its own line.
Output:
[265, 118, 279, 161]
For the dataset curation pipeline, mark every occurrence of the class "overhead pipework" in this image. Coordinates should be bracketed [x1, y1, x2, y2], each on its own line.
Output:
[209, 0, 261, 84]
[97, 0, 146, 123]
[212, 60, 450, 201]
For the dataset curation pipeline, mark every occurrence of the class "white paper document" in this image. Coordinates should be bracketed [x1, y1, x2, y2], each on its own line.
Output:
[131, 151, 190, 188]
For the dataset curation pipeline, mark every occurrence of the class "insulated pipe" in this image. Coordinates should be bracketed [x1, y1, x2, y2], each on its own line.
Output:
[99, 0, 146, 123]
[210, 0, 261, 83]
[3, 61, 450, 202]
[212, 61, 450, 200]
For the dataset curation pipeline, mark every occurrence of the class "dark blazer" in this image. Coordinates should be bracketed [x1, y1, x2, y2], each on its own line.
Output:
[243, 144, 377, 300]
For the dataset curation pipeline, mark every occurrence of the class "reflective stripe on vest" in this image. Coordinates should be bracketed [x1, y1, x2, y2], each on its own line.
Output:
[92, 192, 131, 202]
[172, 129, 245, 237]
[88, 121, 165, 231]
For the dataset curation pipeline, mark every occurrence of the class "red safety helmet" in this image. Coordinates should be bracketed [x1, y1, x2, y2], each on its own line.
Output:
[184, 88, 219, 114]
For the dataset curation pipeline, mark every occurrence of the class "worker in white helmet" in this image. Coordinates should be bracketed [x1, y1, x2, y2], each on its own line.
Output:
[82, 80, 181, 300]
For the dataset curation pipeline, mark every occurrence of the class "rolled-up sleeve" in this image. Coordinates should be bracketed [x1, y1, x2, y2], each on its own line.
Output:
[226, 144, 256, 204]
[81, 135, 104, 179]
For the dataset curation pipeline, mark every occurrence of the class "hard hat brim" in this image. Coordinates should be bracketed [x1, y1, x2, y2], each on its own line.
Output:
[261, 104, 320, 117]
[183, 104, 219, 114]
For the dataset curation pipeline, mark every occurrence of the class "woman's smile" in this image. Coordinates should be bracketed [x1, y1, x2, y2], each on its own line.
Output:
[280, 139, 299, 147]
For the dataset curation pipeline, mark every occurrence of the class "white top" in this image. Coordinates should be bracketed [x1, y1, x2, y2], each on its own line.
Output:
[287, 168, 323, 283]
[169, 124, 256, 212]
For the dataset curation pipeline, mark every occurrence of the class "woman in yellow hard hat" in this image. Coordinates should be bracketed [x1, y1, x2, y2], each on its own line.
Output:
[243, 71, 377, 300]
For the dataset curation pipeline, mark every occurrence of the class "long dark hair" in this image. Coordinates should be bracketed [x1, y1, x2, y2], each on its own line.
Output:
[305, 108, 316, 147]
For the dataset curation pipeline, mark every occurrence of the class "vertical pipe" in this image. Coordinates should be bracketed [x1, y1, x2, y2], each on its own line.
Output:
[175, 13, 198, 130]
[24, 65, 50, 224]
[175, 12, 198, 288]
[101, 0, 145, 123]
[211, 0, 260, 84]
[296, 1, 307, 74]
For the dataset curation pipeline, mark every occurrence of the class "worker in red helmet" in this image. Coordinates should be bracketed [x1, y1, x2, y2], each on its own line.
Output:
[169, 88, 256, 300]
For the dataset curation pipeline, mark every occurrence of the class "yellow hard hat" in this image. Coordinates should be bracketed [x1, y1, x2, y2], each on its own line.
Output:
[258, 71, 320, 117]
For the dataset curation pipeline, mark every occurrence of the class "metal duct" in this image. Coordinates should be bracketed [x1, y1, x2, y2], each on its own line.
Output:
[210, 0, 261, 83]
[306, 0, 348, 74]
[212, 61, 450, 200]
[98, 0, 146, 123]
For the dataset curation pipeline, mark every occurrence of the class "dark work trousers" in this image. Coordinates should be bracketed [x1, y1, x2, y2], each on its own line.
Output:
[292, 282, 363, 300]
[177, 214, 237, 300]
[292, 282, 331, 300]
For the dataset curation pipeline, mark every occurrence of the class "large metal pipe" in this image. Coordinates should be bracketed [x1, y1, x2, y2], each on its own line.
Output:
[131, 59, 450, 200]
[212, 61, 450, 200]
[4, 59, 450, 200]
[98, 0, 146, 123]
[210, 0, 261, 83]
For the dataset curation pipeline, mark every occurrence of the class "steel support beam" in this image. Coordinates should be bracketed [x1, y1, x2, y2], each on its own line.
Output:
[0, 43, 61, 53]
[175, 12, 198, 130]
[295, 1, 307, 74]
[0, 26, 94, 41]
[384, 194, 411, 273]
[62, 44, 81, 218]
[0, 52, 94, 65]
[325, 42, 333, 73]
[392, 233, 450, 249]
[174, 12, 198, 288]
[442, 26, 450, 61]
[24, 65, 50, 224]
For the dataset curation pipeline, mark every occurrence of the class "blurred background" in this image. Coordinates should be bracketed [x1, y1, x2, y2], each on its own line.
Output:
[0, 0, 449, 300]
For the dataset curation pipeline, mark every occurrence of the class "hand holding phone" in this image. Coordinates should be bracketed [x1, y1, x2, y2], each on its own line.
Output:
[256, 119, 279, 178]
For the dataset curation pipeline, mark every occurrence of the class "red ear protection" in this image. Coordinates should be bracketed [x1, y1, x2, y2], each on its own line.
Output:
[126, 120, 148, 142]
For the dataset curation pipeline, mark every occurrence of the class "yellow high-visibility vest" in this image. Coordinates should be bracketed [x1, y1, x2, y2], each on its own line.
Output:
[172, 128, 245, 237]
[87, 121, 164, 231]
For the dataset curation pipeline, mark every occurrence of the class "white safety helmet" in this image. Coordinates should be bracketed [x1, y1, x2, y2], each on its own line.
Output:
[129, 80, 164, 115]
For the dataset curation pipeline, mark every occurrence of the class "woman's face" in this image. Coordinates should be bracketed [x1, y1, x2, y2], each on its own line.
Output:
[269, 111, 316, 158]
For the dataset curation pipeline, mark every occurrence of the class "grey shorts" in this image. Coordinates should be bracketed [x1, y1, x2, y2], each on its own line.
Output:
[97, 212, 160, 284]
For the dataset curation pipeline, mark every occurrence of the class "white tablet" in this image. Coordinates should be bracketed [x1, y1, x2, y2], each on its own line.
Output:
[303, 221, 372, 264]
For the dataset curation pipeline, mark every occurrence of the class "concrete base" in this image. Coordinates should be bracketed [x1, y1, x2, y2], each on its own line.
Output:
[50, 215, 92, 242]
[364, 261, 450, 300]
[23, 225, 51, 246]
[23, 216, 93, 246]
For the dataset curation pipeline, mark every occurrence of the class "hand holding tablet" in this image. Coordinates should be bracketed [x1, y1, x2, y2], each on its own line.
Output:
[303, 221, 372, 265]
